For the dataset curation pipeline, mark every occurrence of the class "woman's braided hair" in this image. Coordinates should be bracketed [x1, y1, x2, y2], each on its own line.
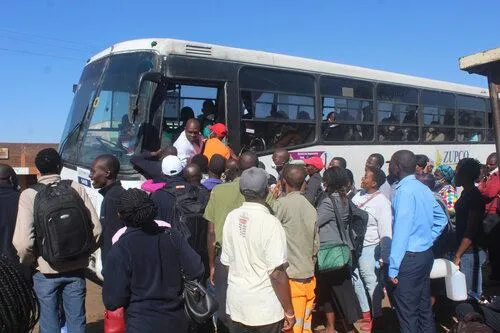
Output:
[117, 188, 158, 227]
[0, 255, 39, 333]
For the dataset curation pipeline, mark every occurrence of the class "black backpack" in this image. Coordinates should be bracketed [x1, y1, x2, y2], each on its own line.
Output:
[163, 184, 209, 255]
[450, 312, 493, 333]
[32, 180, 94, 264]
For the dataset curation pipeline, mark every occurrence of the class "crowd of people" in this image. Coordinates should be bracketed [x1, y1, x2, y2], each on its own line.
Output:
[1, 116, 500, 333]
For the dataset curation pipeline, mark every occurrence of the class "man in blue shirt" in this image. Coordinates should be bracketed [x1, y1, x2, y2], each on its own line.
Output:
[388, 150, 447, 333]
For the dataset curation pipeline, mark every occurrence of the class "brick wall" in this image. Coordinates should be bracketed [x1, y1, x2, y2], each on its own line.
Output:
[0, 143, 58, 175]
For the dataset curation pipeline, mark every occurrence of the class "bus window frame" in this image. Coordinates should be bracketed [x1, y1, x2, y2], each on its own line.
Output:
[319, 75, 376, 144]
[373, 83, 420, 144]
[237, 65, 319, 153]
[455, 93, 488, 143]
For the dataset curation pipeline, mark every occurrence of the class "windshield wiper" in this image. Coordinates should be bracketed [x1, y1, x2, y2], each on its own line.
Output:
[59, 120, 82, 154]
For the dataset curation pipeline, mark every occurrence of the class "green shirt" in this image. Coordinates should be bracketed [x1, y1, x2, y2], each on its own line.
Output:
[273, 191, 319, 279]
[204, 178, 276, 246]
[204, 179, 245, 246]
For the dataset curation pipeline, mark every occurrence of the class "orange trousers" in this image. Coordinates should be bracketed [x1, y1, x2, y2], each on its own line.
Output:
[289, 277, 316, 333]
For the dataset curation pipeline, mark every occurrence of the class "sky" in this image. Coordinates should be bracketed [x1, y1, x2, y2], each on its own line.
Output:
[1, 0, 499, 143]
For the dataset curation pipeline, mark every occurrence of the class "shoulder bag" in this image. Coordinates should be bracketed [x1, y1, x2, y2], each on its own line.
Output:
[166, 228, 218, 324]
[316, 196, 351, 273]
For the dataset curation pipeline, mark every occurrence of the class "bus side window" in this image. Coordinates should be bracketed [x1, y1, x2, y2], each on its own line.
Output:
[320, 76, 374, 142]
[239, 68, 316, 152]
[456, 94, 486, 143]
[421, 90, 455, 142]
[376, 84, 419, 142]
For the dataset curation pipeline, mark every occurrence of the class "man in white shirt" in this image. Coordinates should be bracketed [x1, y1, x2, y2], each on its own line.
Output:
[351, 166, 392, 331]
[365, 153, 392, 200]
[173, 118, 204, 167]
[221, 167, 295, 333]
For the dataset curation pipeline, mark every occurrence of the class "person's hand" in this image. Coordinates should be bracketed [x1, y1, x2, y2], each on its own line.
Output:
[209, 266, 216, 285]
[271, 180, 282, 199]
[282, 313, 296, 331]
[453, 256, 461, 268]
[150, 148, 162, 157]
[389, 277, 398, 285]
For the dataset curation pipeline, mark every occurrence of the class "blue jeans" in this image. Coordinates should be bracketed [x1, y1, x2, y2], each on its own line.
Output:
[352, 244, 383, 317]
[460, 248, 487, 299]
[33, 270, 86, 333]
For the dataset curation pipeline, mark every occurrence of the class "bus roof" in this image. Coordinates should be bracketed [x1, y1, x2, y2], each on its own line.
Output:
[89, 38, 489, 97]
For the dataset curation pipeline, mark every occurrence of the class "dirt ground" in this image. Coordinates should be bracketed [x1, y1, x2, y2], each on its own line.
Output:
[82, 270, 500, 333]
[86, 279, 105, 333]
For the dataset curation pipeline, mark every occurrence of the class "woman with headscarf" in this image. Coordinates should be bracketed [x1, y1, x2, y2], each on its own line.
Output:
[103, 189, 204, 333]
[435, 164, 458, 218]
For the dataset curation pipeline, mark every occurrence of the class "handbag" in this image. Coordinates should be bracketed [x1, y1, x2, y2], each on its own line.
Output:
[317, 244, 350, 273]
[316, 196, 351, 273]
[104, 307, 125, 333]
[166, 229, 218, 324]
[182, 278, 219, 324]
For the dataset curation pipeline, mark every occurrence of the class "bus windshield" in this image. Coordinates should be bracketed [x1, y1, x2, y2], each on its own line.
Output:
[60, 52, 157, 173]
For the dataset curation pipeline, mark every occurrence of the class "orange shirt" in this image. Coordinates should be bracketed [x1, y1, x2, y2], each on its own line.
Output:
[203, 138, 231, 161]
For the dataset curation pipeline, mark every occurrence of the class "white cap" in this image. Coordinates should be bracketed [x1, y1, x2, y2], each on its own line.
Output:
[161, 155, 183, 176]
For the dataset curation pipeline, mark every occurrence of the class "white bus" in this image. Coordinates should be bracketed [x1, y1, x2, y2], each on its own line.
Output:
[59, 38, 494, 278]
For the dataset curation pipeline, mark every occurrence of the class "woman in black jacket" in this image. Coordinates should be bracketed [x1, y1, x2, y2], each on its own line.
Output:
[103, 189, 204, 333]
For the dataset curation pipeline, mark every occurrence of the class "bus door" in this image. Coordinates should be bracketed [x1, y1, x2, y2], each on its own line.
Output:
[161, 80, 227, 145]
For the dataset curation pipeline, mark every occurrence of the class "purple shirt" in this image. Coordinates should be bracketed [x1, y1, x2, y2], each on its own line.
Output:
[202, 178, 223, 191]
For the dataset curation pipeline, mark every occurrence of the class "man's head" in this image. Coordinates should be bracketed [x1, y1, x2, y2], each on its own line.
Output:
[304, 156, 324, 176]
[184, 118, 201, 143]
[239, 167, 269, 202]
[208, 154, 226, 179]
[486, 152, 497, 173]
[0, 164, 17, 189]
[389, 150, 416, 181]
[272, 148, 290, 174]
[416, 172, 437, 192]
[361, 166, 386, 192]
[326, 112, 336, 123]
[180, 107, 195, 123]
[191, 154, 209, 174]
[162, 145, 178, 157]
[225, 158, 240, 182]
[346, 168, 355, 188]
[239, 151, 259, 172]
[183, 163, 202, 186]
[329, 157, 347, 169]
[90, 154, 120, 189]
[365, 153, 384, 169]
[202, 100, 215, 116]
[161, 155, 183, 177]
[282, 164, 306, 193]
[35, 148, 62, 175]
[455, 158, 481, 188]
[415, 154, 429, 174]
[208, 123, 227, 140]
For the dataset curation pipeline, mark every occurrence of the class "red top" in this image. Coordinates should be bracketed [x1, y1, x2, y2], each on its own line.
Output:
[478, 171, 500, 214]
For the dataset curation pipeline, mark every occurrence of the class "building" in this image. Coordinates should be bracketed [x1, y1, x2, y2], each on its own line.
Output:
[0, 143, 58, 189]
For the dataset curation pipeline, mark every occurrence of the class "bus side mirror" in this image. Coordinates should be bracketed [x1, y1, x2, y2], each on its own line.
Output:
[129, 71, 167, 123]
